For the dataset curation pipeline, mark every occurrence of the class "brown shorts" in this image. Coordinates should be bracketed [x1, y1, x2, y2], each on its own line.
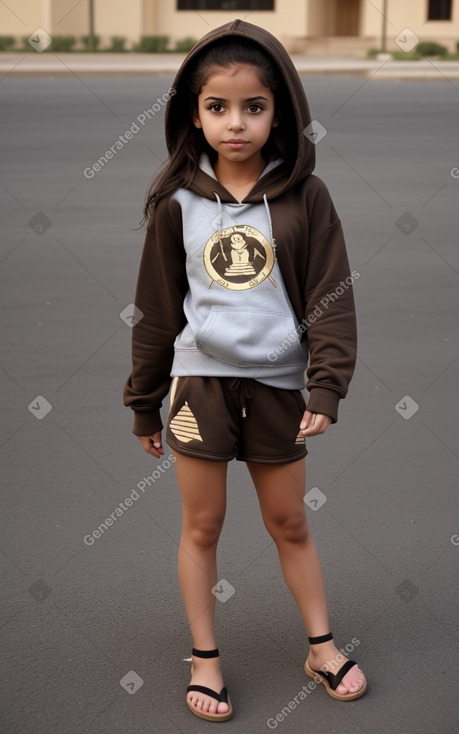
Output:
[166, 376, 307, 464]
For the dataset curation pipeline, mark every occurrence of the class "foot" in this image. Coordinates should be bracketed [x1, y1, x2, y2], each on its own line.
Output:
[307, 639, 366, 696]
[187, 653, 230, 716]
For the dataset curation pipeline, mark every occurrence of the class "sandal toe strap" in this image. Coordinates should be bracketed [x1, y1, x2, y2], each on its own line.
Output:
[316, 660, 357, 690]
[187, 684, 228, 704]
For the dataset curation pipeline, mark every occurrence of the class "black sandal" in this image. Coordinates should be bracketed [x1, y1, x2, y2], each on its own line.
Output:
[304, 632, 367, 701]
[186, 648, 233, 721]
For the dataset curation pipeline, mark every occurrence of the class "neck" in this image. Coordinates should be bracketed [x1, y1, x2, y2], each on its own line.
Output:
[214, 154, 266, 188]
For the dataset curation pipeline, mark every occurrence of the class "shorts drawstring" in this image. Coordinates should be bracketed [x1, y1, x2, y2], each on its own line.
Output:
[227, 377, 255, 418]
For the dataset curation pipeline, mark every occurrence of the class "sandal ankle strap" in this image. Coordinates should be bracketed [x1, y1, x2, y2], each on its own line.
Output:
[192, 647, 219, 658]
[308, 632, 333, 645]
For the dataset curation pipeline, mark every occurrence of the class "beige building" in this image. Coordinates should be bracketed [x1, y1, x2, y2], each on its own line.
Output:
[1, 0, 458, 54]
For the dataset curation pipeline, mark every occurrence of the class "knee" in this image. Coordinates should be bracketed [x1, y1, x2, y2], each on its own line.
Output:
[268, 511, 309, 545]
[186, 514, 224, 549]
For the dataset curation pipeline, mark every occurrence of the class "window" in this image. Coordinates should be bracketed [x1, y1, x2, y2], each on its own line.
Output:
[177, 1, 274, 10]
[428, 0, 452, 20]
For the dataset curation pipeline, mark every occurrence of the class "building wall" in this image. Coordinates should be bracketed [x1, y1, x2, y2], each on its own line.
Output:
[0, 0, 457, 51]
[361, 0, 459, 50]
[94, 0, 143, 44]
[0, 0, 45, 37]
[150, 0, 308, 51]
[307, 0, 337, 37]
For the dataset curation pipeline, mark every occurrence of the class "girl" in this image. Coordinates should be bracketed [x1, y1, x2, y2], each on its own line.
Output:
[124, 19, 366, 722]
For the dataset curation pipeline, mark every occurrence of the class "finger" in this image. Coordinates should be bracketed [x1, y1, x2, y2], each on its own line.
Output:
[303, 415, 331, 436]
[137, 434, 165, 457]
[299, 410, 313, 431]
[151, 431, 165, 456]
[148, 446, 165, 458]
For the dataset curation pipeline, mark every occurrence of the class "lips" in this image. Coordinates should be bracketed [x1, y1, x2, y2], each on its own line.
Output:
[224, 139, 249, 149]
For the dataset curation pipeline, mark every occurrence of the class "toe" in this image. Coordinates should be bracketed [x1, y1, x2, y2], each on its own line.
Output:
[338, 664, 365, 695]
[189, 693, 203, 710]
[217, 701, 229, 714]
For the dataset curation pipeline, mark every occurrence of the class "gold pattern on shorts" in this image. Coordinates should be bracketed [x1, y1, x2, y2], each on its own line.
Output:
[170, 401, 203, 443]
[203, 225, 276, 290]
[295, 435, 306, 444]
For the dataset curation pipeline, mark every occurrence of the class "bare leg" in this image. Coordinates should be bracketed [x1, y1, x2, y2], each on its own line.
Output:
[247, 459, 365, 695]
[174, 453, 230, 715]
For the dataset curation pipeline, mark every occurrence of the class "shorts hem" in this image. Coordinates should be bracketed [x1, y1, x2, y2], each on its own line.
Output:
[237, 449, 308, 465]
[167, 439, 237, 463]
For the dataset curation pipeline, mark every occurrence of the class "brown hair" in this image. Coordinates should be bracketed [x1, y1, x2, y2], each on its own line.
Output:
[143, 37, 296, 221]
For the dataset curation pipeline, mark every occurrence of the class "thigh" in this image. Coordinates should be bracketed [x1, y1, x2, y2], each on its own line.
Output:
[247, 458, 307, 532]
[174, 452, 228, 524]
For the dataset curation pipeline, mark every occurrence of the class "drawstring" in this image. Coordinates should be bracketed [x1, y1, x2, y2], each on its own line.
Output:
[262, 193, 273, 242]
[213, 191, 224, 229]
[213, 191, 277, 259]
[263, 193, 277, 259]
[228, 377, 255, 418]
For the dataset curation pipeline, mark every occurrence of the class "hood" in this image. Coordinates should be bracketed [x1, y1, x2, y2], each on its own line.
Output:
[164, 18, 315, 203]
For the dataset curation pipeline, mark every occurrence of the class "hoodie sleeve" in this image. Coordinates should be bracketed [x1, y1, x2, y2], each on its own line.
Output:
[123, 196, 188, 435]
[303, 181, 357, 423]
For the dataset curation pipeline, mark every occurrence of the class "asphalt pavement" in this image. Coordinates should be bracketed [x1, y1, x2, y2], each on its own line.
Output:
[1, 74, 458, 734]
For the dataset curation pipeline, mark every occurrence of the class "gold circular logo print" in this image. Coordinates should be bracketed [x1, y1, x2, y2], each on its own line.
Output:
[203, 225, 276, 290]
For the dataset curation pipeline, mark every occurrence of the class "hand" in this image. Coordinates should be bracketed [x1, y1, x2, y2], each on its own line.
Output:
[137, 432, 165, 458]
[298, 411, 332, 437]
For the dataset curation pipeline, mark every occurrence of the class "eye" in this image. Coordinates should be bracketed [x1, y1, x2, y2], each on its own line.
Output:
[209, 103, 224, 113]
[247, 104, 263, 113]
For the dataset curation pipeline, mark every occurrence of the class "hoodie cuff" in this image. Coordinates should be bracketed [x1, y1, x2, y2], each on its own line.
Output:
[131, 410, 163, 437]
[306, 387, 340, 424]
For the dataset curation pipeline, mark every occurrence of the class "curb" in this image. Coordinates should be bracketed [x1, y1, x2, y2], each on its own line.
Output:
[1, 54, 459, 80]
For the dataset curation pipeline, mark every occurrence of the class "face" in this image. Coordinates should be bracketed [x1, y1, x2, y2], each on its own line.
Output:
[231, 234, 246, 249]
[193, 65, 278, 166]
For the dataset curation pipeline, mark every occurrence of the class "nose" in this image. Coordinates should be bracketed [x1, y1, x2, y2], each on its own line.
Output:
[227, 110, 245, 132]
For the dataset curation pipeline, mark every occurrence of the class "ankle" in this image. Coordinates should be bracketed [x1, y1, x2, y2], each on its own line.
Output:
[308, 639, 337, 659]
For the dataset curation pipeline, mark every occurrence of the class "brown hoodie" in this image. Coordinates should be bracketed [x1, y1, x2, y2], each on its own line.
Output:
[123, 19, 357, 436]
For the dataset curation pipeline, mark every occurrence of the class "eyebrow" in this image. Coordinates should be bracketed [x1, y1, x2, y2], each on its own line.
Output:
[203, 95, 270, 102]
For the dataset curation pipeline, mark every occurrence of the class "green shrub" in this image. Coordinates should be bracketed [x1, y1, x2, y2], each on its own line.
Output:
[47, 35, 77, 52]
[135, 35, 170, 53]
[107, 36, 127, 52]
[417, 41, 447, 56]
[174, 36, 198, 53]
[391, 50, 421, 60]
[0, 36, 16, 51]
[81, 34, 101, 51]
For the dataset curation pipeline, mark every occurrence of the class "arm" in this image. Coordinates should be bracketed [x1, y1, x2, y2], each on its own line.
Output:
[303, 182, 357, 425]
[123, 196, 188, 444]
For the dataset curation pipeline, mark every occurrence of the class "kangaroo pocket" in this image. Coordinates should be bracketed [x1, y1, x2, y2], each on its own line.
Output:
[195, 307, 306, 368]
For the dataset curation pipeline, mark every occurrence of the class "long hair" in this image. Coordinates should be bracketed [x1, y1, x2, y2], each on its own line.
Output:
[143, 37, 297, 221]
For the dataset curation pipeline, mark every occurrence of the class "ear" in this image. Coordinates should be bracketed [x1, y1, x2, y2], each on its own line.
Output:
[272, 110, 280, 128]
[192, 105, 202, 129]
